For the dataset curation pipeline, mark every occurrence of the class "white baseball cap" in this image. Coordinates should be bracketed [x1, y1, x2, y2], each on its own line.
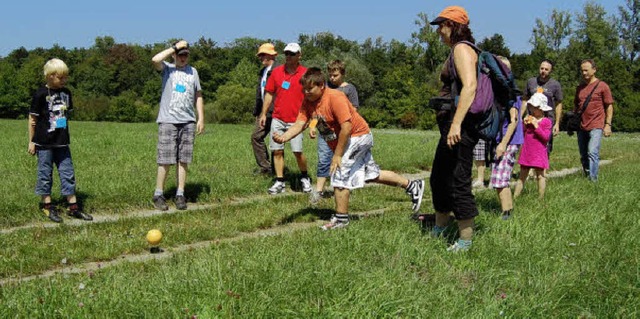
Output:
[528, 93, 552, 112]
[283, 43, 301, 54]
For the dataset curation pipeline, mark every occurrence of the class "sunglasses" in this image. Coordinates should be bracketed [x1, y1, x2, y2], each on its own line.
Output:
[284, 51, 298, 56]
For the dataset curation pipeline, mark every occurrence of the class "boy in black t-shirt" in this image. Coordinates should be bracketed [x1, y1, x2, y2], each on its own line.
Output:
[28, 58, 93, 223]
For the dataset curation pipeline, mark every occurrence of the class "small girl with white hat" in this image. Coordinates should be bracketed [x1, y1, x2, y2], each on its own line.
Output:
[514, 92, 553, 200]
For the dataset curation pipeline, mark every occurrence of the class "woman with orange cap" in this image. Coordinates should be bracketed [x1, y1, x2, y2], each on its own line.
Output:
[428, 6, 480, 252]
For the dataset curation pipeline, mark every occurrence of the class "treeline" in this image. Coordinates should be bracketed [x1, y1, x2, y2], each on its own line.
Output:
[1, 1, 639, 131]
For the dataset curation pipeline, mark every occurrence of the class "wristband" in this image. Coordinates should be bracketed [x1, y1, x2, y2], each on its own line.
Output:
[605, 122, 611, 126]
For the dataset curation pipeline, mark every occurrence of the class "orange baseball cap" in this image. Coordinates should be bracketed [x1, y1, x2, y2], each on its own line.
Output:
[256, 43, 277, 56]
[429, 6, 469, 25]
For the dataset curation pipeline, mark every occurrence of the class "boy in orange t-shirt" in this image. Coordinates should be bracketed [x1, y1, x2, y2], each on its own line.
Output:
[273, 68, 424, 230]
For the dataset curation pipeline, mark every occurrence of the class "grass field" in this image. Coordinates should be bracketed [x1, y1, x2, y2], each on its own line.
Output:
[0, 119, 639, 318]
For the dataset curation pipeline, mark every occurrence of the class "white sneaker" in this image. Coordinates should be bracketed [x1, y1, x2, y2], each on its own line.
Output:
[300, 177, 312, 193]
[268, 181, 286, 195]
[320, 216, 349, 230]
[309, 190, 323, 206]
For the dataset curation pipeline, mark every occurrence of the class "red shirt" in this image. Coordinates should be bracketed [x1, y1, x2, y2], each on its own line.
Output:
[298, 88, 369, 150]
[265, 64, 307, 123]
[574, 80, 613, 131]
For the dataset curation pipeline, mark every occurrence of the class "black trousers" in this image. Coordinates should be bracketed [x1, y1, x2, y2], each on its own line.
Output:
[430, 112, 480, 220]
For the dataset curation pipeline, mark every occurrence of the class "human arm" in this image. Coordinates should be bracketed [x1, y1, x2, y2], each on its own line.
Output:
[28, 115, 36, 155]
[195, 91, 205, 135]
[272, 120, 307, 144]
[152, 40, 188, 71]
[495, 107, 520, 158]
[259, 92, 274, 128]
[330, 121, 352, 175]
[553, 102, 563, 136]
[533, 118, 552, 143]
[604, 103, 613, 137]
[447, 44, 478, 148]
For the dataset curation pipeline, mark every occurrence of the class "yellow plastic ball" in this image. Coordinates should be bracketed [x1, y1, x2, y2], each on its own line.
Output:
[146, 229, 163, 246]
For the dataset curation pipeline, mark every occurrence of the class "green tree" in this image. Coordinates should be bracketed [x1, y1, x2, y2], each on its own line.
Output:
[477, 34, 511, 58]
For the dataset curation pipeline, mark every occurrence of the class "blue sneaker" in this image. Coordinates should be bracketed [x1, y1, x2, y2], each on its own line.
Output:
[447, 239, 472, 252]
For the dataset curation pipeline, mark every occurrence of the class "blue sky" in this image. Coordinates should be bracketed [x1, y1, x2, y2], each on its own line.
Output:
[0, 0, 624, 57]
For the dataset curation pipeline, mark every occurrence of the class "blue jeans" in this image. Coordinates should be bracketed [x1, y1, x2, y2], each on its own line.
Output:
[316, 137, 333, 178]
[577, 129, 603, 181]
[36, 147, 76, 196]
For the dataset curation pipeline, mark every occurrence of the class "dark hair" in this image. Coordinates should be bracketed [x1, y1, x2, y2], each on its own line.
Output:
[327, 60, 346, 75]
[444, 20, 475, 45]
[541, 59, 554, 69]
[581, 59, 596, 69]
[300, 67, 325, 86]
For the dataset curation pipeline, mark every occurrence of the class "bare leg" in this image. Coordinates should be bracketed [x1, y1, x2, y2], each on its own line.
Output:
[435, 211, 450, 228]
[177, 162, 188, 191]
[155, 165, 170, 191]
[334, 187, 350, 214]
[273, 150, 284, 178]
[475, 160, 485, 185]
[370, 170, 409, 188]
[293, 152, 308, 172]
[514, 166, 530, 198]
[42, 195, 52, 204]
[496, 187, 513, 211]
[536, 169, 546, 199]
[458, 218, 475, 241]
[315, 177, 327, 192]
[66, 194, 77, 204]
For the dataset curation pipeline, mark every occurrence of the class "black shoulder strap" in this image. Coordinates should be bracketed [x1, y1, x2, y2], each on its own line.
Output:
[578, 80, 601, 115]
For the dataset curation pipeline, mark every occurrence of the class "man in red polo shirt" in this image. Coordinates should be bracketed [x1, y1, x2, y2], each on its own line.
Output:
[259, 43, 310, 194]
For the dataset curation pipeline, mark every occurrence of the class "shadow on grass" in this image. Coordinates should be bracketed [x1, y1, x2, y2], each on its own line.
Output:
[165, 182, 211, 202]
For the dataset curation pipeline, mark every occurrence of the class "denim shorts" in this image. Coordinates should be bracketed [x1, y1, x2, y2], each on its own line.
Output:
[35, 146, 76, 196]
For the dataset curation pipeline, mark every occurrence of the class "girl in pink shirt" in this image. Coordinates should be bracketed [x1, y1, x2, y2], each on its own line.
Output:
[514, 93, 552, 199]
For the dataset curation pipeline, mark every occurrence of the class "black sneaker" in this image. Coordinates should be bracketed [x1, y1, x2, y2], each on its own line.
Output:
[406, 179, 425, 213]
[153, 195, 169, 211]
[68, 204, 93, 221]
[41, 203, 62, 223]
[175, 195, 187, 210]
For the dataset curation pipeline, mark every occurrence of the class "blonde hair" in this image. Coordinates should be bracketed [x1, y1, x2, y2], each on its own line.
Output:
[43, 58, 69, 78]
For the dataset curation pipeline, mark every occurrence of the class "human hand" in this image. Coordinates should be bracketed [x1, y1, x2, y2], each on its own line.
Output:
[495, 143, 506, 159]
[28, 142, 36, 156]
[604, 124, 612, 137]
[196, 120, 205, 135]
[272, 131, 286, 144]
[553, 124, 560, 136]
[447, 123, 461, 148]
[259, 114, 267, 128]
[309, 127, 317, 139]
[175, 40, 188, 50]
[330, 155, 342, 175]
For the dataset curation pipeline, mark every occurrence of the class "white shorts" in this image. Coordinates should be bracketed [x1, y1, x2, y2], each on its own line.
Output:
[270, 118, 304, 152]
[331, 133, 380, 190]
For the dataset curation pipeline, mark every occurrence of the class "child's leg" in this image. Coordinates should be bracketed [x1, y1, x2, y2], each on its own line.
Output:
[315, 138, 333, 192]
[35, 148, 54, 202]
[293, 152, 308, 173]
[514, 166, 530, 198]
[334, 187, 350, 214]
[458, 218, 475, 241]
[496, 187, 513, 211]
[155, 165, 170, 192]
[535, 168, 546, 199]
[177, 162, 188, 194]
[55, 147, 77, 202]
[370, 170, 409, 188]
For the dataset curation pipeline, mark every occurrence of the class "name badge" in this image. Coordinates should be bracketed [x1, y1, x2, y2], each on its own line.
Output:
[282, 81, 290, 90]
[55, 118, 67, 129]
[261, 80, 266, 88]
[175, 84, 186, 93]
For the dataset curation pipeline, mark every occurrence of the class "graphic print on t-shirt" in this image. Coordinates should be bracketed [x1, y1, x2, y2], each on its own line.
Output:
[316, 116, 337, 141]
[169, 71, 195, 117]
[47, 91, 70, 132]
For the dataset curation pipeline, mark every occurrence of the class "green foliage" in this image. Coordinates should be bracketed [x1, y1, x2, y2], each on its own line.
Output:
[208, 84, 254, 124]
[1, 2, 640, 131]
